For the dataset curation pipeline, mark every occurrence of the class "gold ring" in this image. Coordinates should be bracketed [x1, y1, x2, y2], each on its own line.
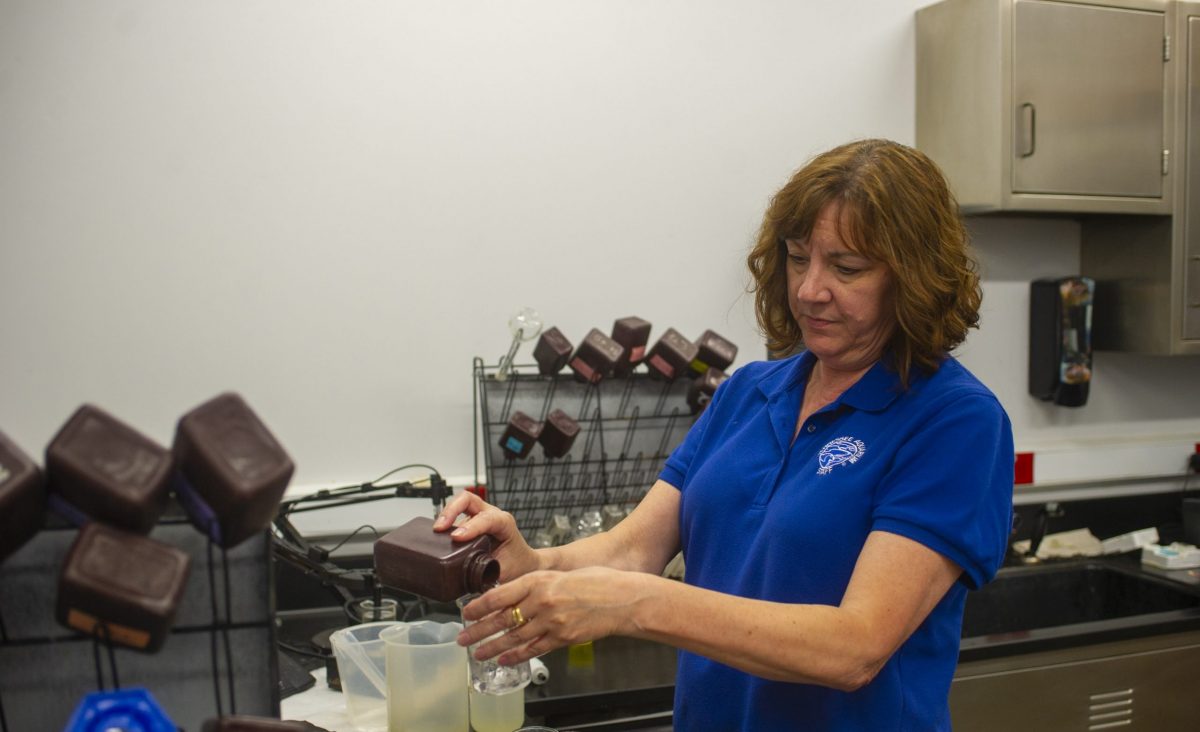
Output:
[510, 606, 527, 628]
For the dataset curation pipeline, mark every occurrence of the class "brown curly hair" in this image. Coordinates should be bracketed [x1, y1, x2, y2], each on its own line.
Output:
[747, 139, 981, 389]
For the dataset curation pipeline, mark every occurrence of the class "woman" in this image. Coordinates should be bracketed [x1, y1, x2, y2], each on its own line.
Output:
[438, 139, 1014, 730]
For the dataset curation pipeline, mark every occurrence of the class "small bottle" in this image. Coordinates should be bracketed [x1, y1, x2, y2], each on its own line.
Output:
[457, 594, 531, 732]
[373, 516, 500, 602]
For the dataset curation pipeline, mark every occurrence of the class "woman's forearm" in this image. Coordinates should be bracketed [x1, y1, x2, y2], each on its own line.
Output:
[628, 573, 881, 690]
[626, 530, 962, 690]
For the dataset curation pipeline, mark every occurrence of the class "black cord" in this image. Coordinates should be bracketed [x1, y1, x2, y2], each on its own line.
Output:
[206, 539, 223, 717]
[342, 595, 362, 625]
[220, 544, 237, 715]
[281, 492, 415, 516]
[315, 525, 381, 556]
[370, 464, 442, 485]
[89, 623, 119, 691]
[105, 626, 120, 690]
[279, 464, 443, 518]
[277, 640, 329, 659]
[91, 628, 105, 691]
[0, 686, 9, 732]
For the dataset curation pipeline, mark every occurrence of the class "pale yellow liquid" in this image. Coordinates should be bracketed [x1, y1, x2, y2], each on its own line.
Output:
[469, 685, 525, 732]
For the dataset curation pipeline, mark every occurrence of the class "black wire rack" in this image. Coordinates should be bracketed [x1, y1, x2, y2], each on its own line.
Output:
[0, 511, 276, 732]
[473, 357, 698, 538]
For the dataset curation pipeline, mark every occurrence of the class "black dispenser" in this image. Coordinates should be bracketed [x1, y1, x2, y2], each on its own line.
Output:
[1029, 277, 1095, 407]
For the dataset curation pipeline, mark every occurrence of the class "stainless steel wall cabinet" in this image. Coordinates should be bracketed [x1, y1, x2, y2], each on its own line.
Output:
[916, 0, 1173, 215]
[1080, 1, 1200, 354]
[918, 0, 1198, 354]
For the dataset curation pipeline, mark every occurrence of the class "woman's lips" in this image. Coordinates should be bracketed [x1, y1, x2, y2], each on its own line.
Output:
[803, 315, 835, 329]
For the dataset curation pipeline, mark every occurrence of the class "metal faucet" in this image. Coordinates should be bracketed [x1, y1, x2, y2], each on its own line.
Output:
[1026, 501, 1065, 561]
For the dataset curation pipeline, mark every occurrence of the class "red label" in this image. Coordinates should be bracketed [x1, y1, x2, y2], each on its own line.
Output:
[570, 357, 596, 382]
[466, 485, 487, 501]
[630, 346, 645, 363]
[649, 354, 674, 379]
[1014, 452, 1034, 485]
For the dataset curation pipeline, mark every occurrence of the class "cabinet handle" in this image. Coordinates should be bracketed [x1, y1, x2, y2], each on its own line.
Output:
[1017, 102, 1036, 157]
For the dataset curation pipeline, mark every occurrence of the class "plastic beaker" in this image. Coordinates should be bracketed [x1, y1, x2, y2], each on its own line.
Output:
[352, 597, 399, 622]
[329, 621, 400, 732]
[381, 620, 468, 732]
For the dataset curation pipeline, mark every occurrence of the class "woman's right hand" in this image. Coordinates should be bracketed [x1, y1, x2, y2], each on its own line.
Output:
[433, 491, 542, 581]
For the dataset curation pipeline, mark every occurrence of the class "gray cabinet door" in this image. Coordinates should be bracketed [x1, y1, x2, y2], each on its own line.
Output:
[1012, 0, 1164, 198]
[1186, 16, 1200, 340]
[951, 644, 1200, 731]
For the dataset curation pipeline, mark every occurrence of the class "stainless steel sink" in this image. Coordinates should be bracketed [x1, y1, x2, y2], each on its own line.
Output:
[960, 561, 1200, 657]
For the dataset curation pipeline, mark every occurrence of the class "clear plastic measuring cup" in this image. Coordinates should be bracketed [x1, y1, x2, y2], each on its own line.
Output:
[381, 620, 468, 732]
[329, 621, 400, 732]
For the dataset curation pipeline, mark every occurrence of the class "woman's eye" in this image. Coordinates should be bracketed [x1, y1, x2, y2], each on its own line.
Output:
[836, 266, 861, 276]
[788, 254, 808, 265]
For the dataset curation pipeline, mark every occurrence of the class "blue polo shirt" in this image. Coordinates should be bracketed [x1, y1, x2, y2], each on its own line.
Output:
[660, 351, 1014, 731]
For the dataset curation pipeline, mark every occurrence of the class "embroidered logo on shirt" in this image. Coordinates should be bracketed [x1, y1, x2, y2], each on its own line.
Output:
[817, 436, 866, 475]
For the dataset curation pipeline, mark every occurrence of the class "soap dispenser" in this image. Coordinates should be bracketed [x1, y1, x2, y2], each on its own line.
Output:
[1029, 277, 1095, 407]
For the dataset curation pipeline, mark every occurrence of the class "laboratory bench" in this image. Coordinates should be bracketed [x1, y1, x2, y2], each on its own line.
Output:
[275, 550, 1200, 731]
[272, 485, 1200, 730]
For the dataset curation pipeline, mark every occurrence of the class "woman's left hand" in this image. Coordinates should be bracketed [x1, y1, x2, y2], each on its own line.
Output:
[457, 566, 650, 666]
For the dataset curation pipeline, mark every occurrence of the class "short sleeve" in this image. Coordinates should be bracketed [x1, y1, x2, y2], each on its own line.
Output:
[658, 374, 731, 490]
[871, 392, 1014, 589]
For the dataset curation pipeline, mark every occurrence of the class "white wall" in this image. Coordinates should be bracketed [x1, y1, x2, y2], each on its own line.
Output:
[2, 1, 1197, 510]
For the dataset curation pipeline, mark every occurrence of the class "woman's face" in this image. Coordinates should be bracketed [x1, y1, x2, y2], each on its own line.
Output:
[784, 202, 895, 374]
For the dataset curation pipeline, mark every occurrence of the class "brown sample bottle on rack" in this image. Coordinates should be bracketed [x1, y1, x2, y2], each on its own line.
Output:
[56, 521, 192, 652]
[0, 429, 46, 563]
[373, 516, 501, 602]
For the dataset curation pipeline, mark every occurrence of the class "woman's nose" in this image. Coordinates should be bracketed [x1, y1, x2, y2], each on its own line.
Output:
[796, 265, 832, 303]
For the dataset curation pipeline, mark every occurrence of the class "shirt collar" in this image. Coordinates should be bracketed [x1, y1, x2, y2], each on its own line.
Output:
[757, 349, 905, 413]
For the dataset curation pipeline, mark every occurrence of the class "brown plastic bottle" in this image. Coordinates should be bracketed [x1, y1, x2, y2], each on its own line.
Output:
[373, 516, 500, 602]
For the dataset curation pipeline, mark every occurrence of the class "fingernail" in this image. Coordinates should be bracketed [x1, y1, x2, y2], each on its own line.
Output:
[433, 516, 446, 528]
[451, 527, 466, 537]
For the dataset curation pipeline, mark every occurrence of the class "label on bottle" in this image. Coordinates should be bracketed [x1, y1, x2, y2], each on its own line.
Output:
[570, 357, 597, 382]
[66, 608, 151, 649]
[650, 354, 674, 379]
